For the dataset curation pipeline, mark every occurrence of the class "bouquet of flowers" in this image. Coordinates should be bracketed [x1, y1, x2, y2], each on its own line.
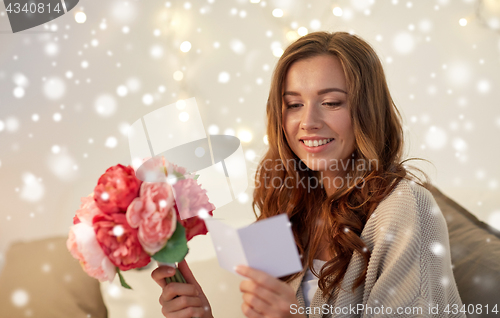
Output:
[66, 156, 215, 288]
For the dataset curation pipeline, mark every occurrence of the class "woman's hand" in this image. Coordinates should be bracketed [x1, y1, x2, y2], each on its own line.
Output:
[236, 265, 306, 318]
[151, 259, 213, 318]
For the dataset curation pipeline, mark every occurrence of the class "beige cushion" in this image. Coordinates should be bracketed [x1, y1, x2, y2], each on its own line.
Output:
[0, 236, 107, 318]
[428, 184, 500, 308]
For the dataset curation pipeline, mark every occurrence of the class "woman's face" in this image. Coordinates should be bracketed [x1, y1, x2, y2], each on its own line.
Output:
[282, 54, 356, 174]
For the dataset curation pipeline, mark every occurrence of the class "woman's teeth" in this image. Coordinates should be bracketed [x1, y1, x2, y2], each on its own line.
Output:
[301, 138, 334, 147]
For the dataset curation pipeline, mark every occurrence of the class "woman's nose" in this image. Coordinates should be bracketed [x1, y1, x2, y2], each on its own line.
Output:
[300, 103, 322, 130]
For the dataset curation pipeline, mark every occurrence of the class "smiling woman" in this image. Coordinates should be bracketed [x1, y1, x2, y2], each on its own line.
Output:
[152, 31, 466, 318]
[247, 31, 466, 318]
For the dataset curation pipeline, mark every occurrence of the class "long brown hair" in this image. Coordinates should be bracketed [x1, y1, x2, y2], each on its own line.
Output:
[252, 31, 429, 298]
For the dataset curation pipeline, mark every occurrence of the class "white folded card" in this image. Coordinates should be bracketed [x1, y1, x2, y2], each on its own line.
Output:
[204, 214, 303, 278]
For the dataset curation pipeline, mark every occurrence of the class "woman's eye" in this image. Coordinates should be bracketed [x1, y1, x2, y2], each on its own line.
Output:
[324, 102, 342, 107]
[287, 104, 301, 109]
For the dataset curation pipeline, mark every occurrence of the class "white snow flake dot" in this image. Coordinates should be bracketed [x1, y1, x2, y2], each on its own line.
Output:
[107, 283, 122, 298]
[94, 94, 117, 117]
[126, 78, 141, 92]
[53, 113, 62, 122]
[127, 304, 144, 318]
[117, 85, 128, 97]
[13, 87, 25, 98]
[159, 200, 167, 208]
[113, 225, 125, 237]
[105, 136, 118, 148]
[198, 208, 209, 218]
[119, 122, 130, 136]
[101, 192, 110, 201]
[180, 41, 192, 52]
[272, 8, 283, 17]
[150, 45, 164, 59]
[430, 242, 445, 257]
[75, 12, 86, 23]
[5, 117, 20, 132]
[477, 80, 491, 93]
[425, 126, 447, 149]
[218, 72, 230, 83]
[173, 71, 184, 81]
[238, 192, 249, 203]
[43, 77, 66, 100]
[230, 39, 246, 54]
[393, 32, 415, 54]
[208, 124, 219, 134]
[42, 263, 51, 273]
[142, 94, 154, 105]
[333, 7, 343, 16]
[11, 289, 29, 307]
[20, 172, 45, 202]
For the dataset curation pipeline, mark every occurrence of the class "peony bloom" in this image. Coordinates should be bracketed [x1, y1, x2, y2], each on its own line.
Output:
[166, 159, 216, 241]
[166, 160, 188, 177]
[126, 182, 177, 255]
[94, 164, 142, 214]
[93, 212, 151, 271]
[74, 193, 101, 225]
[67, 222, 116, 282]
[174, 204, 213, 241]
[172, 178, 215, 221]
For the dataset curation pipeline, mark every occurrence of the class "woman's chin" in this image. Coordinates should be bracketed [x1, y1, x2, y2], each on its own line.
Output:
[303, 161, 329, 172]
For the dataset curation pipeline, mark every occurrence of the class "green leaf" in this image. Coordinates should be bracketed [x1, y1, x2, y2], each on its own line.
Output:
[117, 268, 132, 289]
[193, 174, 200, 180]
[171, 170, 185, 180]
[152, 221, 189, 263]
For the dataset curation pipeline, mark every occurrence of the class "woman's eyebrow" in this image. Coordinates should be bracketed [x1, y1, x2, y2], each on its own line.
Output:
[283, 87, 348, 96]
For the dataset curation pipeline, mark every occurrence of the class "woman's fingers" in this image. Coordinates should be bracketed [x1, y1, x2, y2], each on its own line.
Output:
[242, 292, 272, 314]
[239, 279, 275, 306]
[161, 304, 205, 318]
[236, 265, 285, 294]
[241, 302, 264, 318]
[160, 282, 200, 303]
[164, 295, 203, 312]
[177, 259, 199, 286]
[152, 265, 177, 289]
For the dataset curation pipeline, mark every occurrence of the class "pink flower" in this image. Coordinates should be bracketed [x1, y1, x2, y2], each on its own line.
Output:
[93, 212, 151, 271]
[74, 193, 101, 225]
[165, 160, 216, 241]
[170, 177, 215, 242]
[126, 182, 177, 254]
[94, 164, 142, 214]
[66, 222, 116, 282]
[166, 160, 188, 177]
[172, 178, 215, 220]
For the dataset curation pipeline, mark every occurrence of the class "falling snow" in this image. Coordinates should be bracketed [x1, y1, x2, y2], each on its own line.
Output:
[0, 3, 499, 316]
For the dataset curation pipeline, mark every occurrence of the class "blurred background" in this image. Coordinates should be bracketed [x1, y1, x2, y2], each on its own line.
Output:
[1, 0, 500, 317]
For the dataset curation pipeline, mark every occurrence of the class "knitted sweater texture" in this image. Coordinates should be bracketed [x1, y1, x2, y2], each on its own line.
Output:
[288, 179, 466, 318]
